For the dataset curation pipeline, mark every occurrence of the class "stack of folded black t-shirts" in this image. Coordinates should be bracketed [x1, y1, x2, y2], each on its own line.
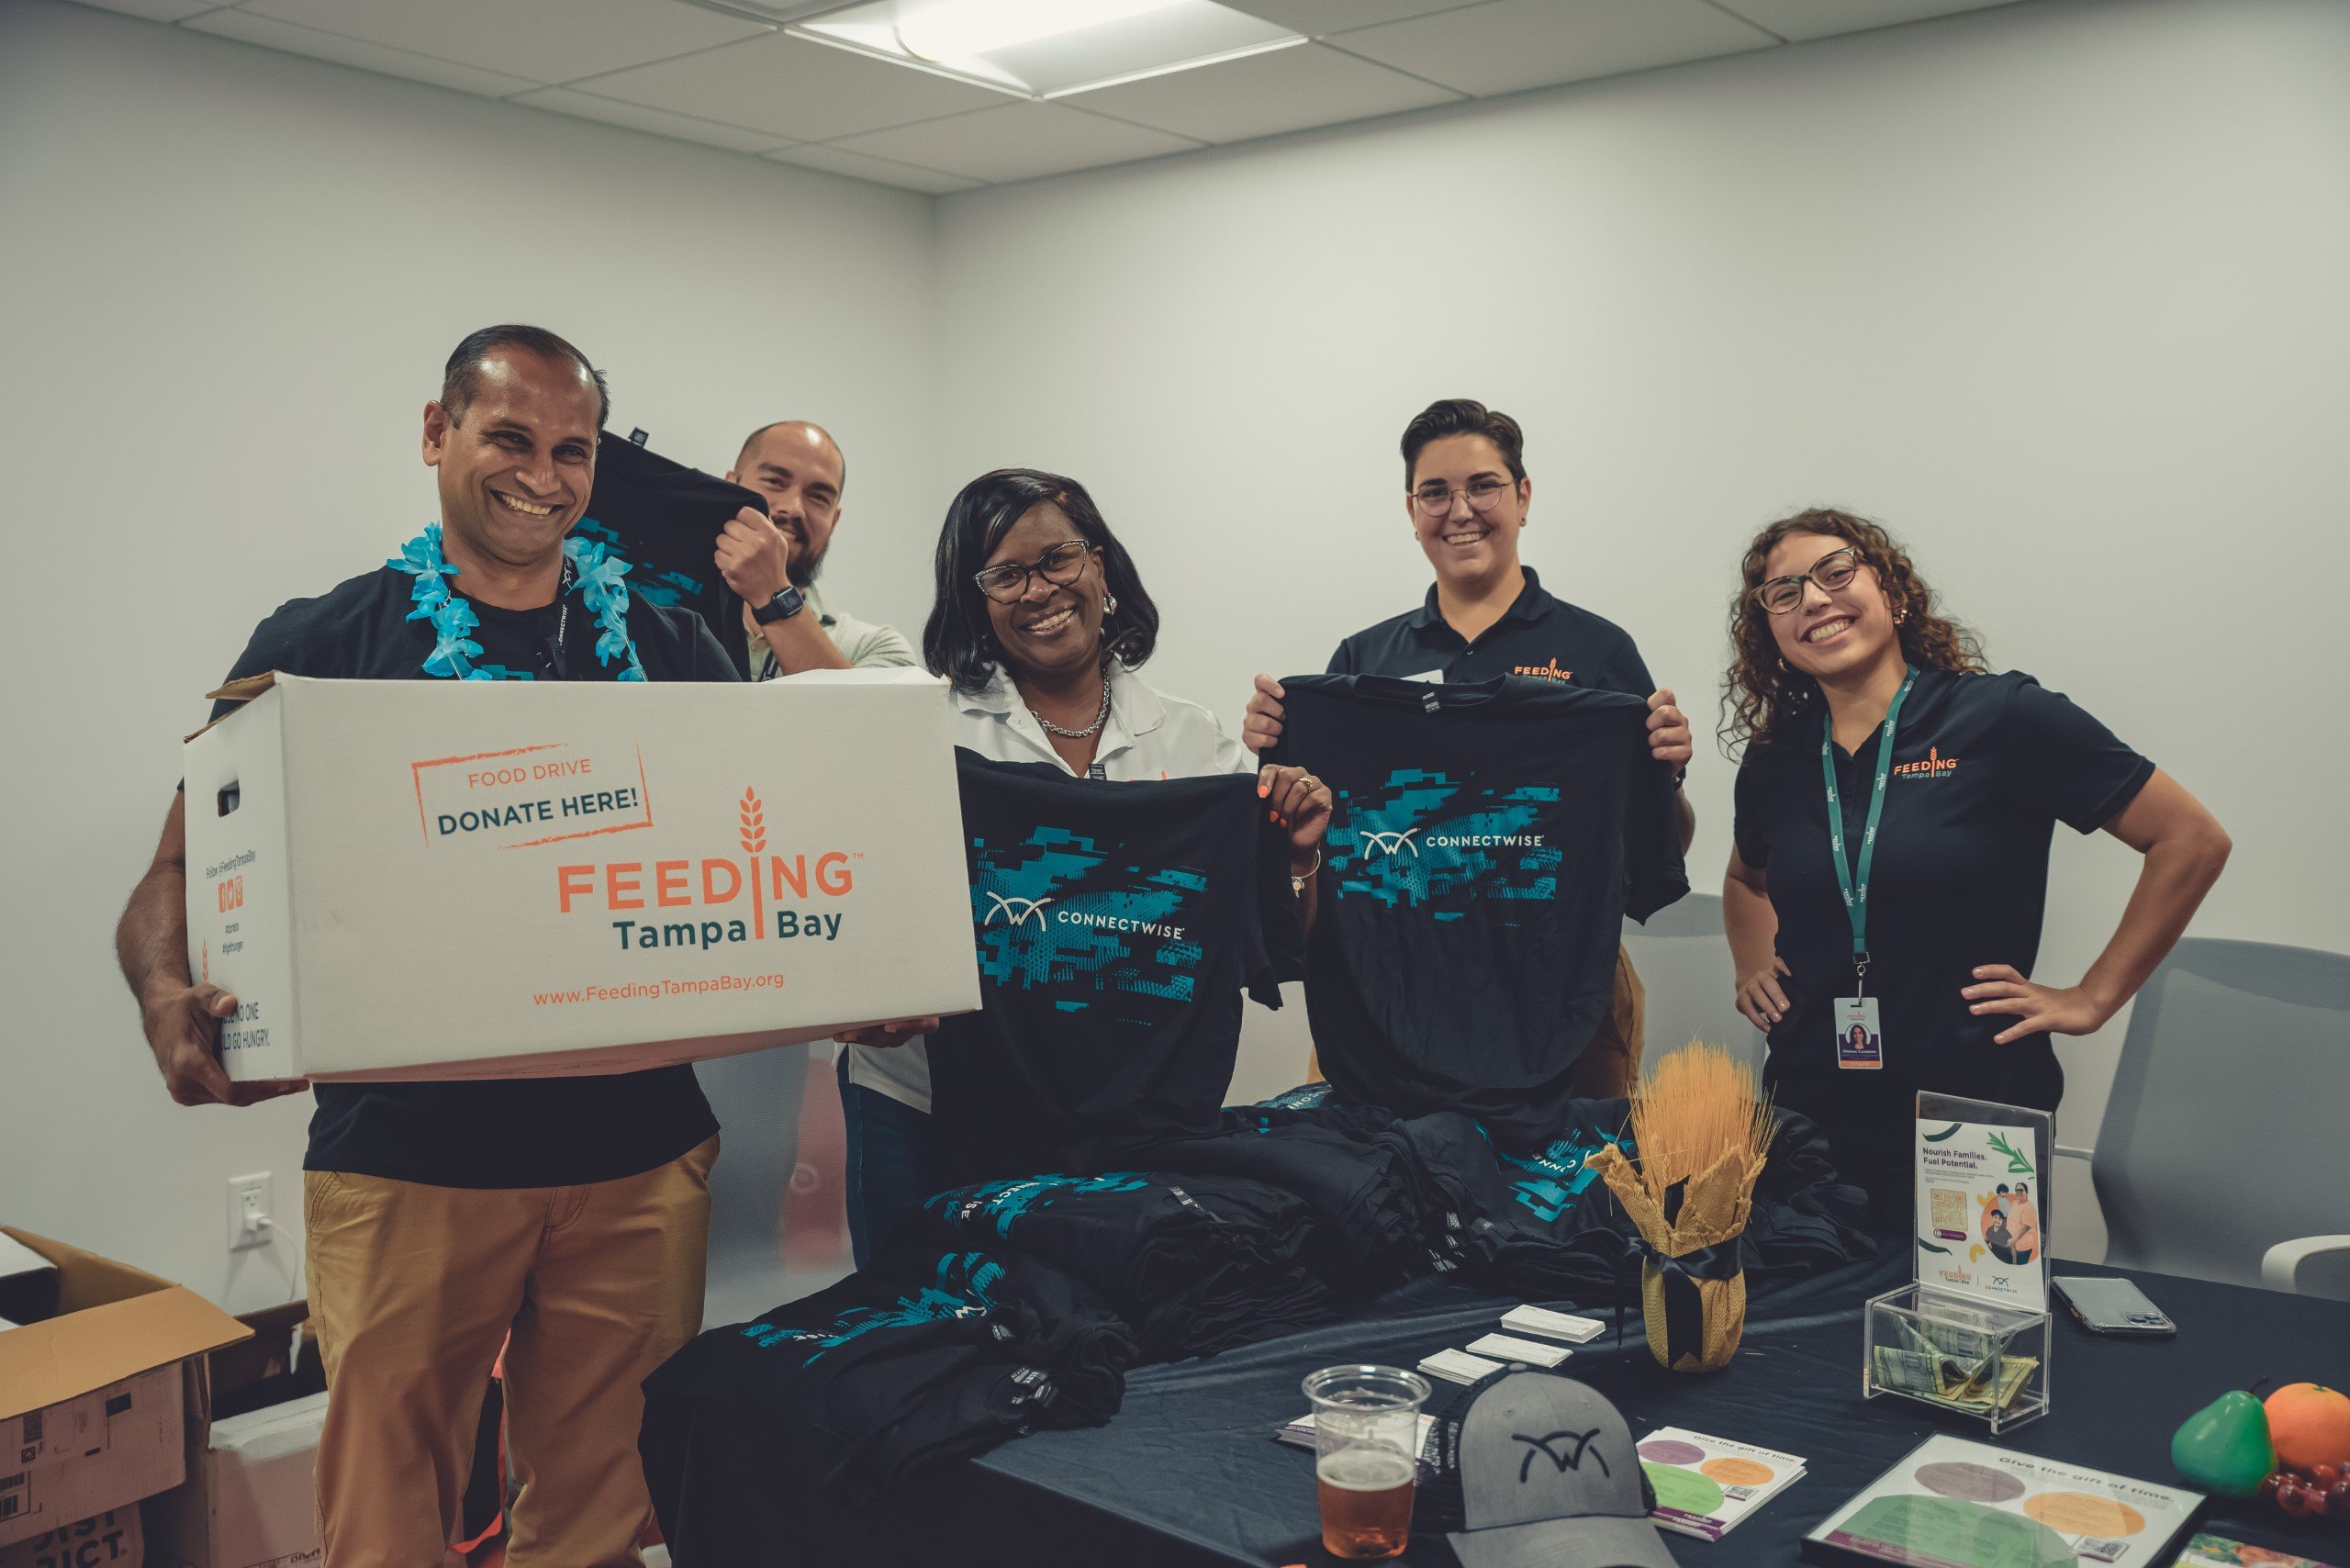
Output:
[1738, 1108, 1875, 1273]
[1073, 1100, 1452, 1282]
[923, 1170, 1337, 1359]
[641, 1252, 1085, 1527]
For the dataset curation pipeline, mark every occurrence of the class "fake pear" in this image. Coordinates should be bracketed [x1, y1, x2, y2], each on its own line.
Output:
[2172, 1389, 2277, 1497]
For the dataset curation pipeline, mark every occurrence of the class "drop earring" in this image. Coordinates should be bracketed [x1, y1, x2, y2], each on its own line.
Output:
[1103, 592, 1118, 616]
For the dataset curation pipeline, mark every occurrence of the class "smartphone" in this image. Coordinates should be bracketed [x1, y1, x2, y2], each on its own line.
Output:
[2053, 1275, 2177, 1336]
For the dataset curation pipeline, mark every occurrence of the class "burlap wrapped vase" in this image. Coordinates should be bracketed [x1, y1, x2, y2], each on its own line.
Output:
[1590, 1141, 1762, 1373]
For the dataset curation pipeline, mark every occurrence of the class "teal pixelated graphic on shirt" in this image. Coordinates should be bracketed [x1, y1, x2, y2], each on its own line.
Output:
[926, 1172, 1153, 1238]
[968, 826, 1210, 1014]
[1328, 768, 1563, 913]
[738, 1249, 1008, 1366]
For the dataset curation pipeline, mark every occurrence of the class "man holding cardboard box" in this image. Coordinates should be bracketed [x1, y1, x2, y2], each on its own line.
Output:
[115, 325, 768, 1568]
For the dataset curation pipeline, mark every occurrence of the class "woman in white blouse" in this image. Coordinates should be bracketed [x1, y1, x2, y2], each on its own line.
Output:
[834, 468, 1332, 1264]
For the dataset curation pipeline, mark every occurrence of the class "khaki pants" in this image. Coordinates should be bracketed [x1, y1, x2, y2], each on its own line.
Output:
[1304, 946, 1647, 1101]
[303, 1137, 718, 1568]
[1569, 945, 1647, 1099]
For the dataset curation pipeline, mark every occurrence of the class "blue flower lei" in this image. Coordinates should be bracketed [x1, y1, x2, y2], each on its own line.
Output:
[387, 522, 646, 682]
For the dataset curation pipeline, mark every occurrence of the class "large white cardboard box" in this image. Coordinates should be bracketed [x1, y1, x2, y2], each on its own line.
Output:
[181, 673, 979, 1081]
[151, 1393, 327, 1568]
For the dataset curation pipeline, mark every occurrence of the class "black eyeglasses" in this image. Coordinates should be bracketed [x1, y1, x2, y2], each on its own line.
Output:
[1753, 544, 1863, 615]
[974, 539, 1090, 604]
[1409, 477, 1516, 518]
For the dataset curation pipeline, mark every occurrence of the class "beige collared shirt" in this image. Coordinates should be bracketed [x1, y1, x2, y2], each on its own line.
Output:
[845, 660, 1253, 1113]
[743, 580, 918, 678]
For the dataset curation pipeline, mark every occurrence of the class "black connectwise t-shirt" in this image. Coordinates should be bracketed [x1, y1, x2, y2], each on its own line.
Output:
[207, 564, 737, 1188]
[1731, 668, 2154, 1201]
[1327, 568, 1653, 695]
[1270, 675, 1687, 1148]
[925, 752, 1293, 1182]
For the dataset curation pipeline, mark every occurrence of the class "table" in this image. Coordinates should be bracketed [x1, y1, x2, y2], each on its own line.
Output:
[655, 1243, 2350, 1565]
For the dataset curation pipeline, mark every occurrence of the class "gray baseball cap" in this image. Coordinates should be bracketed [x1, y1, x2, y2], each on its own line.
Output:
[1418, 1372, 1678, 1568]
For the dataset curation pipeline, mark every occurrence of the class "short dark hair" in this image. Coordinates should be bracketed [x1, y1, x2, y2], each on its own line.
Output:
[1400, 398, 1526, 487]
[735, 420, 846, 491]
[923, 468, 1159, 693]
[442, 324, 609, 430]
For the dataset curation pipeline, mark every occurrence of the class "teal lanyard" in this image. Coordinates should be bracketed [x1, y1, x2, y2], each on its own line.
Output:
[1820, 666, 1918, 993]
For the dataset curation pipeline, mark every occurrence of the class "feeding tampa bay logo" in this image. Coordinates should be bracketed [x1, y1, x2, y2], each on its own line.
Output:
[1332, 767, 1562, 913]
[968, 826, 1209, 1014]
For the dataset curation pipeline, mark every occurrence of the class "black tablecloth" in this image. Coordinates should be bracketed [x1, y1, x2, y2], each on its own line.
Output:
[657, 1243, 2350, 1565]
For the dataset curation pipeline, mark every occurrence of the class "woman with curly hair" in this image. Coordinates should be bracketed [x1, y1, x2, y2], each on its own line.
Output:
[1720, 510, 2229, 1221]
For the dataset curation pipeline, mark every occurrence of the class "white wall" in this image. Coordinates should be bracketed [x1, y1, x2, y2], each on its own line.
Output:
[0, 0, 937, 1311]
[932, 0, 2350, 1252]
[6, 0, 2346, 1304]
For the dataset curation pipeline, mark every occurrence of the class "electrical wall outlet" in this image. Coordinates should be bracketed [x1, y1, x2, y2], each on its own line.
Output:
[228, 1172, 272, 1251]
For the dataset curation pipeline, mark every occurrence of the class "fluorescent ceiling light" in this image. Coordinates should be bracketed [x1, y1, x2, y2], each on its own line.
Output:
[789, 0, 1304, 100]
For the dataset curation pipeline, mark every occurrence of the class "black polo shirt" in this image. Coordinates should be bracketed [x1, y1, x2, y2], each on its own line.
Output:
[207, 564, 735, 1188]
[1731, 668, 2154, 1209]
[1326, 569, 1653, 695]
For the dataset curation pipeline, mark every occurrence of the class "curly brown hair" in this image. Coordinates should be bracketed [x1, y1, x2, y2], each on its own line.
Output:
[1718, 509, 1986, 758]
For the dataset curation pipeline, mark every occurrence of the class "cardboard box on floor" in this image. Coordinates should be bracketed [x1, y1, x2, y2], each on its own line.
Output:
[150, 1304, 328, 1568]
[0, 1507, 143, 1568]
[0, 1230, 249, 1551]
[181, 671, 980, 1082]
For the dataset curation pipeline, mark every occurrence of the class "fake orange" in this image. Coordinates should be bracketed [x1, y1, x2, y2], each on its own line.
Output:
[2265, 1383, 2350, 1471]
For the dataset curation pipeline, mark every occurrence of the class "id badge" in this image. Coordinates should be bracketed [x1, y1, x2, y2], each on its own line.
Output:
[1834, 996, 1883, 1070]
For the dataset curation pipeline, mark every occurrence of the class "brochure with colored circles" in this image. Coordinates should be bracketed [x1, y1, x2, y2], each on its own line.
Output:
[2173, 1534, 2339, 1568]
[1804, 1435, 2203, 1568]
[1636, 1427, 1808, 1540]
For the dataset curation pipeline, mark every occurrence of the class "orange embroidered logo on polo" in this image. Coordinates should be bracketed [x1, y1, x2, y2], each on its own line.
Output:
[1892, 745, 1960, 779]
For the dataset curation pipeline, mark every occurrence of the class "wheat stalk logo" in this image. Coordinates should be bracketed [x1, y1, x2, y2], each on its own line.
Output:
[740, 788, 767, 855]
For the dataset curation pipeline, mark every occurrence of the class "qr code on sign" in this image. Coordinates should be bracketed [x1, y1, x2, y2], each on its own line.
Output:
[2076, 1537, 2131, 1562]
[1930, 1189, 1966, 1230]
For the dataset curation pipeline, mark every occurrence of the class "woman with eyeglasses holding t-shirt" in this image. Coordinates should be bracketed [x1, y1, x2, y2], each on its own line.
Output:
[1243, 398, 1695, 1097]
[1721, 509, 2230, 1226]
[831, 468, 1332, 1265]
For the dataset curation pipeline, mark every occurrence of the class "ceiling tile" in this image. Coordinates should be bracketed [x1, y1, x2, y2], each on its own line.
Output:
[1219, 0, 1488, 36]
[70, 0, 226, 20]
[1063, 40, 1460, 144]
[184, 8, 543, 95]
[1706, 0, 2023, 44]
[763, 144, 981, 195]
[1331, 0, 1776, 97]
[509, 87, 790, 153]
[228, 0, 769, 85]
[832, 102, 1203, 185]
[570, 32, 1012, 143]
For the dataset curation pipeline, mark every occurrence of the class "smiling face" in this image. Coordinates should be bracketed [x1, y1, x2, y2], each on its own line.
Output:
[1763, 531, 1902, 683]
[981, 503, 1105, 682]
[728, 421, 844, 586]
[1406, 432, 1528, 589]
[422, 346, 599, 569]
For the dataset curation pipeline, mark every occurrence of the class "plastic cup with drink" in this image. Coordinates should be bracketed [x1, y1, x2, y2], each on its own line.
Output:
[1303, 1364, 1431, 1561]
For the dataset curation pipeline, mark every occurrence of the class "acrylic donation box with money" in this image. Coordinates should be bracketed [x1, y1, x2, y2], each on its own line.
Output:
[1861, 1093, 2056, 1433]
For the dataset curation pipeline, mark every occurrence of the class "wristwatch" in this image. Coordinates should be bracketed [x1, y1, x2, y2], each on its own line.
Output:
[752, 585, 806, 625]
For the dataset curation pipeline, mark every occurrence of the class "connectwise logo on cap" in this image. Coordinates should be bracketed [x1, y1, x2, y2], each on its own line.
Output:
[1331, 767, 1561, 914]
[1516, 1428, 1609, 1483]
[968, 827, 1210, 1014]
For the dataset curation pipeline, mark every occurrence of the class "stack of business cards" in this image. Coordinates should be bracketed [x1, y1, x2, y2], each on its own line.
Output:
[1465, 1332, 1572, 1368]
[1637, 1427, 1807, 1540]
[1417, 1348, 1505, 1385]
[1502, 1305, 1606, 1343]
[1277, 1412, 1438, 1455]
